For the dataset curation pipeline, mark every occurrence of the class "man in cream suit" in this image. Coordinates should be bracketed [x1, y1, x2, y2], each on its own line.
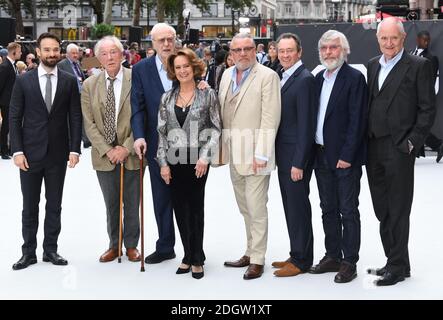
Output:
[81, 36, 145, 263]
[219, 33, 281, 280]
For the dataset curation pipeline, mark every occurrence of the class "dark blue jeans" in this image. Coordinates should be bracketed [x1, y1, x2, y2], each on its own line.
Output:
[314, 150, 362, 265]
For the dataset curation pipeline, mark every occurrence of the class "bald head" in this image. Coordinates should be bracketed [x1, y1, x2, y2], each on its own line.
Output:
[376, 17, 406, 61]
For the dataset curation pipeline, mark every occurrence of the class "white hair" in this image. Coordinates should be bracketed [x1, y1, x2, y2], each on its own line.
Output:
[94, 36, 124, 57]
[231, 33, 256, 48]
[66, 43, 79, 53]
[377, 17, 406, 35]
[318, 30, 351, 56]
[150, 23, 176, 40]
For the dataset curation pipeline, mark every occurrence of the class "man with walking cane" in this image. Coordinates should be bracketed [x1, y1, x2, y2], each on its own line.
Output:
[81, 36, 146, 263]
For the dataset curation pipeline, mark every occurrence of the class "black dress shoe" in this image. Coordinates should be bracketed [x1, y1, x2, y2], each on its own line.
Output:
[334, 262, 357, 283]
[1, 154, 11, 160]
[367, 266, 410, 278]
[144, 251, 176, 264]
[309, 256, 341, 274]
[43, 252, 68, 265]
[375, 271, 405, 286]
[437, 145, 443, 163]
[12, 255, 37, 270]
[176, 266, 191, 274]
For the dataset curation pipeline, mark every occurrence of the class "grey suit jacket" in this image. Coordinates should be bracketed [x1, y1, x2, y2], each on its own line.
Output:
[156, 86, 222, 167]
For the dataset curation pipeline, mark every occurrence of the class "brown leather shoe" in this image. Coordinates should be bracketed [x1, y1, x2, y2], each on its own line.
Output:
[224, 255, 250, 268]
[99, 248, 119, 262]
[243, 264, 264, 280]
[274, 262, 304, 277]
[272, 257, 291, 268]
[126, 248, 141, 262]
[309, 256, 341, 274]
[334, 262, 357, 283]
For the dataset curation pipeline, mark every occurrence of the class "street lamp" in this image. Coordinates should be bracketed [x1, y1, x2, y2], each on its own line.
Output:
[182, 8, 191, 44]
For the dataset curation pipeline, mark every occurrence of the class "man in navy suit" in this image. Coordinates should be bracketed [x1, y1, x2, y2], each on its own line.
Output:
[271, 33, 317, 277]
[9, 33, 82, 270]
[131, 23, 177, 264]
[308, 30, 368, 283]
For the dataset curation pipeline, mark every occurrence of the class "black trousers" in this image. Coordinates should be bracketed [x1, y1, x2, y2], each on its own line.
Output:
[170, 163, 208, 266]
[366, 136, 414, 276]
[277, 167, 313, 271]
[417, 133, 442, 157]
[314, 147, 362, 265]
[0, 104, 9, 154]
[20, 159, 67, 256]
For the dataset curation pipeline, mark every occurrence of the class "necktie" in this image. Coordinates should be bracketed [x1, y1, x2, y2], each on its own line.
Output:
[14, 62, 19, 75]
[104, 77, 116, 145]
[45, 74, 52, 113]
[73, 62, 83, 79]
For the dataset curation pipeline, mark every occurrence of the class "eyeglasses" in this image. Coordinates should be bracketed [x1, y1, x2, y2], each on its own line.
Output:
[100, 49, 120, 58]
[277, 48, 297, 55]
[155, 37, 176, 44]
[230, 46, 255, 54]
[319, 45, 341, 51]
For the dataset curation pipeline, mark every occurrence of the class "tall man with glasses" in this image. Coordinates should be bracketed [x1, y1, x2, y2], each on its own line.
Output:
[131, 23, 178, 264]
[309, 30, 368, 283]
[219, 33, 281, 280]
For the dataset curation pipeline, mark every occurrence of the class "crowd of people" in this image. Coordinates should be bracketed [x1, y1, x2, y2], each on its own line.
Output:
[0, 17, 440, 287]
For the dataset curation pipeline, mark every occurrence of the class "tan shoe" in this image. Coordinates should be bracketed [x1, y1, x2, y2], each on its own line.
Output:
[272, 257, 291, 268]
[99, 248, 119, 262]
[273, 262, 304, 277]
[126, 248, 141, 262]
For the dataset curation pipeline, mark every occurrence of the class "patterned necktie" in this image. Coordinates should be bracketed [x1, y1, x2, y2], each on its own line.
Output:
[73, 62, 83, 79]
[104, 77, 117, 145]
[44, 74, 52, 113]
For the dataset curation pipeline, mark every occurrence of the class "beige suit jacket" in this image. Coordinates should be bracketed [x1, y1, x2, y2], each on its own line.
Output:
[217, 62, 281, 175]
[81, 67, 143, 171]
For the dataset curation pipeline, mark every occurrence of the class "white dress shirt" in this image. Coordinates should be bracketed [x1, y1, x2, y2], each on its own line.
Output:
[378, 49, 404, 90]
[315, 65, 342, 145]
[38, 63, 58, 104]
[155, 54, 172, 92]
[105, 67, 124, 126]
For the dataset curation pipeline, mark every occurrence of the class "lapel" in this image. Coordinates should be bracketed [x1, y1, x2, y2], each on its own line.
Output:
[378, 51, 410, 95]
[281, 63, 305, 94]
[233, 63, 258, 115]
[324, 64, 347, 121]
[97, 71, 107, 109]
[219, 67, 232, 116]
[118, 68, 131, 115]
[148, 56, 166, 95]
[369, 59, 380, 98]
[30, 69, 48, 113]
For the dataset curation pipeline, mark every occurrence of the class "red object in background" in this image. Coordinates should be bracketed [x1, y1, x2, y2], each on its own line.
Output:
[266, 19, 273, 25]
[261, 25, 267, 37]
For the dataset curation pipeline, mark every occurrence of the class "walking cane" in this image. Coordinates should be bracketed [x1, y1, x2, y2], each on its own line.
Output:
[118, 162, 124, 263]
[139, 147, 145, 272]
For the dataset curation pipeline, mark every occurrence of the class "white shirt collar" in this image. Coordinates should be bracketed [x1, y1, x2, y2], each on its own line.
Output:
[323, 64, 342, 81]
[7, 56, 15, 65]
[105, 66, 123, 82]
[379, 49, 404, 67]
[282, 60, 303, 78]
[38, 63, 58, 78]
[155, 54, 166, 72]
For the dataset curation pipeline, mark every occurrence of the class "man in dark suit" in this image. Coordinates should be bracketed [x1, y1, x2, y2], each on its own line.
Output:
[411, 30, 442, 162]
[366, 18, 435, 286]
[271, 33, 317, 277]
[131, 23, 177, 264]
[0, 42, 21, 159]
[9, 33, 82, 270]
[57, 43, 91, 149]
[308, 30, 368, 283]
